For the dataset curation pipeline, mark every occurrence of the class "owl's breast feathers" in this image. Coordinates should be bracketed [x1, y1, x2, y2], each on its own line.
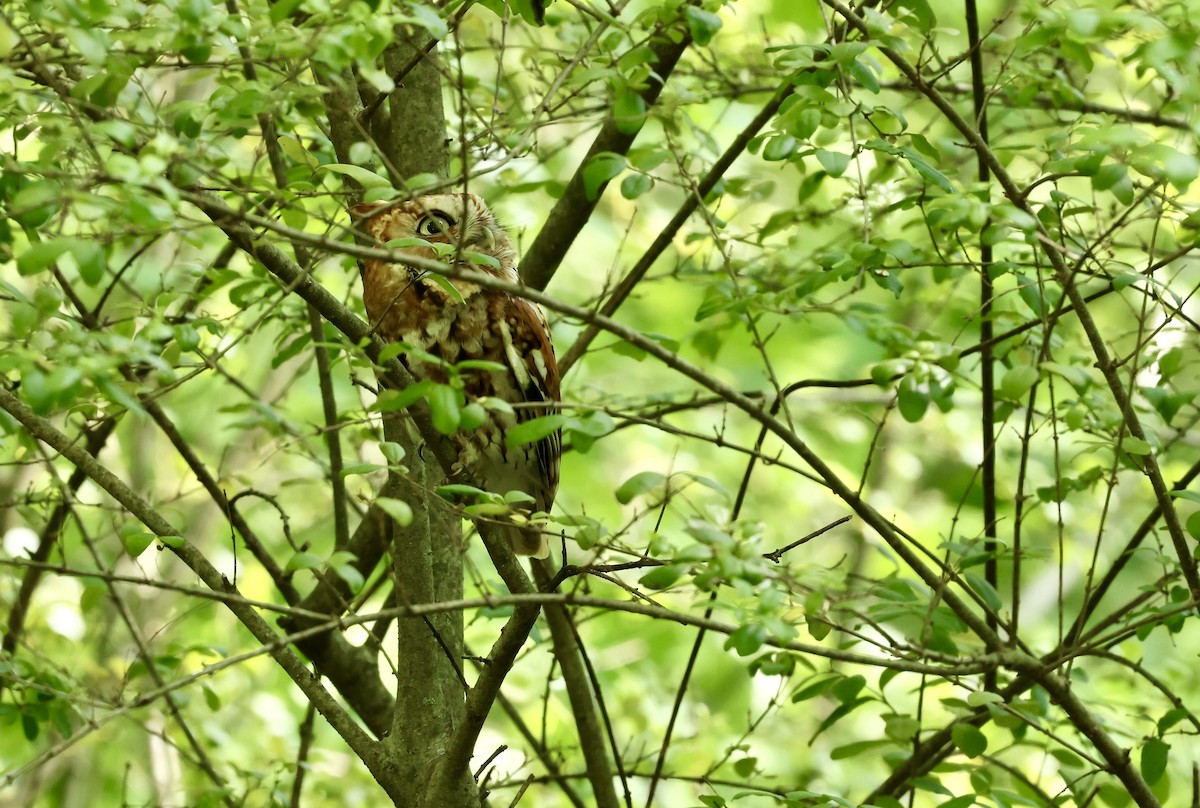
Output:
[361, 256, 560, 512]
[354, 195, 559, 552]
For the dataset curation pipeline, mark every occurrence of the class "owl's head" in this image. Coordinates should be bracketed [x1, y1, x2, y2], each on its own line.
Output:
[351, 193, 517, 281]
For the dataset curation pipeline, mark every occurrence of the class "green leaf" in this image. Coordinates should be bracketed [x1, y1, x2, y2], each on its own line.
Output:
[762, 135, 797, 161]
[339, 463, 385, 478]
[951, 723, 987, 758]
[1185, 511, 1200, 542]
[372, 381, 433, 412]
[620, 173, 653, 199]
[285, 551, 322, 572]
[832, 674, 866, 703]
[1141, 738, 1169, 785]
[848, 60, 880, 93]
[1092, 162, 1127, 191]
[459, 401, 487, 430]
[502, 489, 536, 505]
[582, 152, 626, 200]
[271, 333, 311, 369]
[454, 359, 508, 373]
[684, 6, 723, 46]
[1122, 437, 1153, 456]
[462, 250, 501, 269]
[884, 713, 921, 741]
[791, 674, 840, 702]
[506, 414, 565, 447]
[1051, 748, 1084, 768]
[318, 164, 393, 190]
[426, 273, 466, 304]
[11, 182, 60, 228]
[816, 149, 851, 177]
[17, 239, 73, 276]
[119, 523, 155, 557]
[724, 623, 768, 656]
[1158, 707, 1189, 734]
[269, 0, 303, 23]
[830, 739, 892, 760]
[810, 697, 870, 742]
[66, 27, 108, 65]
[1164, 148, 1200, 190]
[897, 376, 929, 422]
[962, 572, 1002, 611]
[158, 535, 185, 549]
[867, 139, 954, 192]
[639, 565, 683, 590]
[1041, 361, 1092, 392]
[615, 471, 666, 504]
[202, 683, 221, 711]
[613, 89, 647, 135]
[426, 385, 461, 434]
[376, 497, 414, 526]
[67, 238, 107, 284]
[331, 561, 365, 592]
[999, 365, 1040, 402]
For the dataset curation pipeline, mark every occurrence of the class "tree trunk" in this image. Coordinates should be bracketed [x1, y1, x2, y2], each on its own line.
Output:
[325, 29, 477, 806]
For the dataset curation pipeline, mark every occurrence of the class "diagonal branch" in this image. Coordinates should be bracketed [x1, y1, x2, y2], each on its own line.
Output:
[0, 386, 404, 800]
[179, 194, 1010, 648]
[559, 77, 796, 374]
[821, 0, 1200, 601]
[2, 417, 116, 655]
[521, 15, 694, 292]
[187, 191, 459, 476]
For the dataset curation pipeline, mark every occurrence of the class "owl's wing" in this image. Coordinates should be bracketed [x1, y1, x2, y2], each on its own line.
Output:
[500, 294, 561, 510]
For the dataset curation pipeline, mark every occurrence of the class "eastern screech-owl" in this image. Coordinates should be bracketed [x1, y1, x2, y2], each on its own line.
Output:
[351, 194, 559, 557]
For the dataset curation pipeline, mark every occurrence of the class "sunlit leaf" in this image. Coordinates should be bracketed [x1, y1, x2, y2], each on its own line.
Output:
[506, 414, 565, 447]
[375, 497, 414, 526]
[951, 723, 987, 758]
[582, 152, 626, 200]
[615, 471, 666, 504]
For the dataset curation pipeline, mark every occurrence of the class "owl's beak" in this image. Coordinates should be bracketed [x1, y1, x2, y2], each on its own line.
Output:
[479, 226, 497, 252]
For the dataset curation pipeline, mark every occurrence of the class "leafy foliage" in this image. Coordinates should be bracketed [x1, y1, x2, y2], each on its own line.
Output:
[3, 0, 1200, 806]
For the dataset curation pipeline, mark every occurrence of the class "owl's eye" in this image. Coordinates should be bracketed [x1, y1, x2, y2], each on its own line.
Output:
[417, 212, 455, 236]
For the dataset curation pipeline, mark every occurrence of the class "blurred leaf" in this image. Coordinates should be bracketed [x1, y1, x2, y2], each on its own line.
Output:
[613, 89, 647, 135]
[318, 163, 394, 189]
[684, 6, 723, 46]
[639, 565, 683, 590]
[1141, 738, 1169, 785]
[620, 173, 653, 199]
[951, 724, 987, 758]
[426, 384, 461, 434]
[506, 414, 566, 447]
[582, 152, 626, 200]
[816, 149, 851, 177]
[286, 552, 322, 572]
[119, 523, 155, 557]
[615, 471, 666, 504]
[724, 623, 768, 656]
[376, 497, 414, 526]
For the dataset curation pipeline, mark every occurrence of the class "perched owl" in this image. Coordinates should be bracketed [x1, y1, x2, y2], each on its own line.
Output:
[351, 193, 560, 557]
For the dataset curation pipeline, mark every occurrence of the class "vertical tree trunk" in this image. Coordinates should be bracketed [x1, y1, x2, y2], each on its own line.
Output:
[325, 28, 475, 806]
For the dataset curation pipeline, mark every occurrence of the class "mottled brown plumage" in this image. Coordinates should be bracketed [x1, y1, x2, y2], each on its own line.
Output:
[352, 193, 559, 556]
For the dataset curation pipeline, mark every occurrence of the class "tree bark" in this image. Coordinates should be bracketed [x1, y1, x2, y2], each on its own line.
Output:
[322, 27, 476, 805]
